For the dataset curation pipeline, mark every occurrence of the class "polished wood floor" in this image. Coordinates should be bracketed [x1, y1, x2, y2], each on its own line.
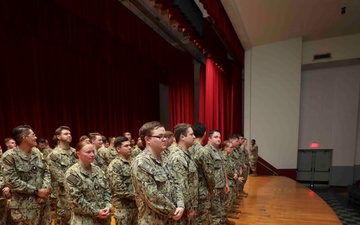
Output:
[52, 176, 342, 225]
[230, 176, 342, 225]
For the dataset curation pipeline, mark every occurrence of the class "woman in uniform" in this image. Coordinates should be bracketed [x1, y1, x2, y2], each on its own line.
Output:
[64, 140, 112, 225]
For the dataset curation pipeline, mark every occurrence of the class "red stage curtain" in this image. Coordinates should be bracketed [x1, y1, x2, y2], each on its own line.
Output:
[0, 0, 193, 146]
[168, 58, 195, 129]
[199, 58, 243, 142]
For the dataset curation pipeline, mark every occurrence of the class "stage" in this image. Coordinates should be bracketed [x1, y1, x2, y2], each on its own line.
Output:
[231, 176, 342, 225]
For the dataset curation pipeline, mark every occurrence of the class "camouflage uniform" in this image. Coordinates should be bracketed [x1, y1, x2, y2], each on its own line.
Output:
[166, 145, 198, 225]
[94, 149, 107, 172]
[1, 148, 52, 225]
[42, 148, 52, 160]
[160, 148, 171, 165]
[107, 155, 138, 225]
[64, 163, 112, 225]
[249, 144, 258, 174]
[188, 142, 214, 225]
[0, 157, 9, 225]
[204, 144, 226, 225]
[231, 147, 242, 196]
[131, 149, 183, 225]
[98, 146, 117, 168]
[130, 146, 142, 160]
[223, 151, 237, 214]
[239, 146, 250, 191]
[47, 146, 77, 225]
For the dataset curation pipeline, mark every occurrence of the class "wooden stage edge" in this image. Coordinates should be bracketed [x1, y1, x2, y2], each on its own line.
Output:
[230, 176, 342, 225]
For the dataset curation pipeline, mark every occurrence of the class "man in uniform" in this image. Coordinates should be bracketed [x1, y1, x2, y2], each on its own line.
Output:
[249, 139, 259, 176]
[47, 126, 76, 225]
[99, 136, 117, 166]
[131, 121, 184, 225]
[188, 122, 215, 225]
[89, 132, 107, 171]
[204, 130, 231, 225]
[2, 125, 51, 225]
[167, 123, 198, 225]
[107, 136, 138, 225]
[4, 138, 16, 151]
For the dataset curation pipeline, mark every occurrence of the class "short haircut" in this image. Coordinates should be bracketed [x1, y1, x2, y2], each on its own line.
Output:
[114, 136, 129, 148]
[139, 121, 164, 147]
[251, 139, 256, 144]
[79, 135, 89, 142]
[4, 138, 14, 143]
[192, 122, 206, 138]
[174, 123, 191, 143]
[165, 131, 174, 138]
[12, 125, 32, 145]
[101, 135, 107, 143]
[37, 138, 46, 145]
[89, 132, 101, 142]
[208, 130, 220, 138]
[55, 126, 71, 136]
[228, 134, 238, 140]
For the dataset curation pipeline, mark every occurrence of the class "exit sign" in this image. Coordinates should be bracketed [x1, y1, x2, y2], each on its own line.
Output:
[310, 142, 319, 148]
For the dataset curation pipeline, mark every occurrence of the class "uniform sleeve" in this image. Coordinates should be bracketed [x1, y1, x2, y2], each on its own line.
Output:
[107, 161, 135, 199]
[2, 154, 37, 195]
[131, 161, 176, 218]
[167, 156, 186, 209]
[64, 170, 100, 217]
[47, 152, 63, 190]
[41, 159, 52, 190]
[202, 149, 215, 191]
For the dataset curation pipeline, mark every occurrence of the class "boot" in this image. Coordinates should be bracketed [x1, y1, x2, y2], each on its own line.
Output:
[231, 208, 241, 213]
[228, 213, 240, 219]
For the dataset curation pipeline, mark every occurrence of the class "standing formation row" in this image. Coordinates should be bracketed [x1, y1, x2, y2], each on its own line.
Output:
[0, 122, 259, 225]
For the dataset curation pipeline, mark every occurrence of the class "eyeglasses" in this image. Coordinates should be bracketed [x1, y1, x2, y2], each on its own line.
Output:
[149, 135, 167, 140]
[27, 133, 36, 137]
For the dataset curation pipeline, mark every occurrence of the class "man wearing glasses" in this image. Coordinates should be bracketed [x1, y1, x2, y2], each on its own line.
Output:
[131, 121, 184, 225]
[2, 125, 51, 225]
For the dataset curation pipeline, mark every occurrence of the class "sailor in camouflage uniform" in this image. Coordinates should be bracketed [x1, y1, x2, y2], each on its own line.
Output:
[89, 133, 107, 171]
[130, 137, 143, 160]
[189, 122, 215, 225]
[99, 137, 118, 166]
[239, 137, 250, 197]
[47, 126, 76, 225]
[204, 130, 230, 225]
[64, 140, 112, 225]
[166, 124, 198, 225]
[1, 145, 12, 225]
[131, 121, 185, 225]
[107, 136, 138, 225]
[2, 125, 52, 225]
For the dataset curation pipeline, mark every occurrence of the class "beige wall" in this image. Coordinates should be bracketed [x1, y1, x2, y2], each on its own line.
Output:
[244, 37, 302, 169]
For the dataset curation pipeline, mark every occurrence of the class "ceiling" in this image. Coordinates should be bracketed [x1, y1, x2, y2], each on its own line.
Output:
[222, 0, 360, 50]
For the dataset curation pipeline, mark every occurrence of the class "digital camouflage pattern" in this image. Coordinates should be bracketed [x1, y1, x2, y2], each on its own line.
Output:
[2, 148, 51, 225]
[130, 146, 142, 160]
[64, 163, 112, 225]
[94, 149, 107, 172]
[98, 147, 118, 168]
[166, 145, 198, 225]
[47, 146, 76, 225]
[131, 149, 182, 225]
[204, 144, 226, 225]
[107, 155, 138, 225]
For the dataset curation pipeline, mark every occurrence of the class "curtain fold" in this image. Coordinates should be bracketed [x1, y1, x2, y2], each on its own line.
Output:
[0, 0, 193, 145]
[199, 58, 243, 142]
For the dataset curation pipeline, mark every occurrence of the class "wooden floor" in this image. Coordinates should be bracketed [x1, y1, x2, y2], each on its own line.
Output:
[230, 176, 342, 225]
[52, 176, 342, 225]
